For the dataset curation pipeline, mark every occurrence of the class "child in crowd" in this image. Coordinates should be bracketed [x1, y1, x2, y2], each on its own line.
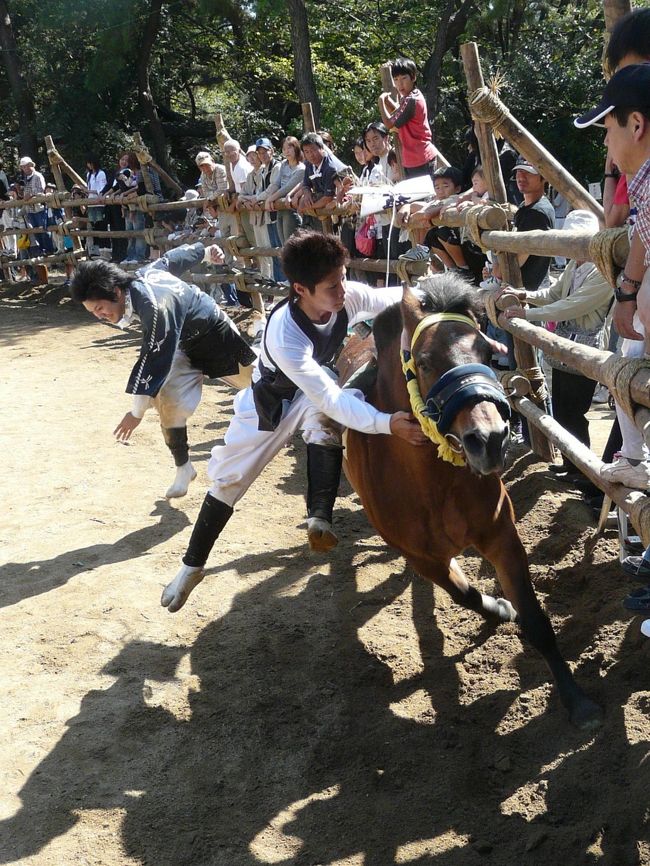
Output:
[378, 57, 438, 179]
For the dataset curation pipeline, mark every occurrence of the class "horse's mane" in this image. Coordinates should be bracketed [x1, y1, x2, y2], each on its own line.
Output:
[373, 273, 485, 354]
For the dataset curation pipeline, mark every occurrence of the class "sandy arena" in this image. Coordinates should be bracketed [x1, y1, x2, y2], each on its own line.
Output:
[1, 292, 649, 865]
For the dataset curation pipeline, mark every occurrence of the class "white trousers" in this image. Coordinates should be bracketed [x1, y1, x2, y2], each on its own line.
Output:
[154, 348, 254, 429]
[252, 223, 273, 281]
[616, 311, 648, 460]
[206, 381, 350, 508]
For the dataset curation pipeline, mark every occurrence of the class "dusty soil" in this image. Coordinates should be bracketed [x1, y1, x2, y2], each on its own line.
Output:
[0, 293, 648, 866]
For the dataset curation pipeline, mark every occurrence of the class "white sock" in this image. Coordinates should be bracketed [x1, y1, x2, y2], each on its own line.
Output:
[161, 564, 204, 612]
[165, 460, 197, 499]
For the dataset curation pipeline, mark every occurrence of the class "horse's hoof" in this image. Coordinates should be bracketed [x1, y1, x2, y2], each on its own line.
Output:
[307, 518, 338, 553]
[495, 597, 517, 623]
[569, 696, 604, 731]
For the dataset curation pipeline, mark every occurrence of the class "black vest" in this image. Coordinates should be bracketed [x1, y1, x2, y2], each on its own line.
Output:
[252, 298, 349, 431]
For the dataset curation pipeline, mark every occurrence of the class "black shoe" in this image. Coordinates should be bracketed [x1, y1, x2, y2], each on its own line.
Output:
[621, 555, 650, 582]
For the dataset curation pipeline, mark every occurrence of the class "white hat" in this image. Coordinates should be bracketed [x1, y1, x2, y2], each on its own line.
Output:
[182, 189, 200, 201]
[561, 209, 599, 233]
[195, 150, 214, 167]
[246, 145, 257, 155]
[19, 156, 34, 167]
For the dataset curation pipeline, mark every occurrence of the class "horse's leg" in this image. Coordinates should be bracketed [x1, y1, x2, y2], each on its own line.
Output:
[474, 520, 603, 731]
[405, 553, 516, 623]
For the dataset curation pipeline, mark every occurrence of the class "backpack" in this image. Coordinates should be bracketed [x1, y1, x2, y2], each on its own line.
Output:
[355, 215, 376, 257]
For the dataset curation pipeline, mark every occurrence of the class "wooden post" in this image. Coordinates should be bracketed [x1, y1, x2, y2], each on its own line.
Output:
[44, 135, 83, 255]
[380, 62, 404, 179]
[132, 132, 155, 195]
[466, 87, 604, 222]
[603, 0, 632, 74]
[461, 41, 554, 462]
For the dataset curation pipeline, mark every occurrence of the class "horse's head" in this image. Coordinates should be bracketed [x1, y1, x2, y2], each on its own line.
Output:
[401, 274, 511, 476]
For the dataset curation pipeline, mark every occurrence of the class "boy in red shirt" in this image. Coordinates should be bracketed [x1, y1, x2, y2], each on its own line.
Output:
[378, 57, 438, 179]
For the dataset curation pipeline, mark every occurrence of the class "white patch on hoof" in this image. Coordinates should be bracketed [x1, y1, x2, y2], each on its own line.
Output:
[165, 460, 197, 499]
[161, 564, 204, 613]
[495, 597, 517, 622]
[307, 517, 338, 553]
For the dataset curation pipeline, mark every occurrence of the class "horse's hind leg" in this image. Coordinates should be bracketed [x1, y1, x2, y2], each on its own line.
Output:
[474, 522, 603, 730]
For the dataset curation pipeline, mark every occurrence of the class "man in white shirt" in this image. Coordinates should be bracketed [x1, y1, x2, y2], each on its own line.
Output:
[161, 230, 426, 612]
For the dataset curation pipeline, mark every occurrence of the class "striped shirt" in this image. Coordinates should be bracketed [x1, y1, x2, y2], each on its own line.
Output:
[628, 158, 650, 265]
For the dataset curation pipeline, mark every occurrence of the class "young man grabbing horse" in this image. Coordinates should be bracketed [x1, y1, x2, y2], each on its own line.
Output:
[71, 243, 257, 500]
[162, 230, 427, 613]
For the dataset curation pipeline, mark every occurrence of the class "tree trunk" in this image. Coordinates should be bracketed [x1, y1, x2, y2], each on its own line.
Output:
[135, 0, 176, 181]
[422, 0, 475, 136]
[0, 0, 38, 158]
[287, 0, 321, 129]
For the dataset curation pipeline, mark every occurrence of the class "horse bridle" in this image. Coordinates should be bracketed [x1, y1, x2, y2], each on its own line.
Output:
[409, 313, 512, 454]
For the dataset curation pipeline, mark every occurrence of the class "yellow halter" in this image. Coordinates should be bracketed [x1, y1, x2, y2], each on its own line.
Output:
[401, 313, 479, 467]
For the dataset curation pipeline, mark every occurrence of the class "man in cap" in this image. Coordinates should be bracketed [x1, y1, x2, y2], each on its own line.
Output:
[70, 242, 258, 500]
[20, 156, 54, 255]
[195, 151, 228, 199]
[576, 62, 650, 619]
[492, 156, 555, 291]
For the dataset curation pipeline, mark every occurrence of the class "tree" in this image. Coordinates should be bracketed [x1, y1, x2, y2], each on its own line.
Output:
[0, 0, 38, 158]
[287, 0, 321, 128]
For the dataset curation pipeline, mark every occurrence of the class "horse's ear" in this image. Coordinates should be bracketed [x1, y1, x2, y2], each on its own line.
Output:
[401, 283, 424, 333]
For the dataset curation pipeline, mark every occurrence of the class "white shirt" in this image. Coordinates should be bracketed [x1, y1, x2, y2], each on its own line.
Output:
[230, 155, 253, 193]
[254, 281, 403, 435]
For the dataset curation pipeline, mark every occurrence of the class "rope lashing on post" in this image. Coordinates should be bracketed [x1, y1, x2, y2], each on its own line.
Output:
[464, 202, 511, 249]
[143, 228, 158, 247]
[468, 86, 511, 136]
[136, 195, 153, 214]
[603, 356, 650, 425]
[518, 365, 548, 403]
[588, 227, 629, 287]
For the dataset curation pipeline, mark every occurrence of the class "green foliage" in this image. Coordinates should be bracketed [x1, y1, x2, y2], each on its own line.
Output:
[0, 0, 612, 188]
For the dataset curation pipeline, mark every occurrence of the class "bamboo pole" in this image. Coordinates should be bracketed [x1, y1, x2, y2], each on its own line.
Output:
[461, 40, 554, 462]
[44, 136, 87, 190]
[513, 393, 650, 545]
[463, 43, 604, 223]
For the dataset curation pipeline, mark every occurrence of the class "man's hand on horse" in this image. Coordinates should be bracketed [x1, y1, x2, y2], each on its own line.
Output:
[389, 411, 429, 445]
[114, 412, 142, 442]
[205, 244, 225, 266]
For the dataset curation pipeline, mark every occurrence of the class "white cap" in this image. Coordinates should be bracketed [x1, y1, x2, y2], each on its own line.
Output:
[561, 209, 599, 233]
[641, 619, 650, 638]
[195, 150, 214, 167]
[19, 156, 34, 167]
[182, 188, 200, 201]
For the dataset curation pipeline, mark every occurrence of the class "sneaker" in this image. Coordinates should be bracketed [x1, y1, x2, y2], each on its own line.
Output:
[592, 384, 610, 404]
[600, 453, 650, 490]
[621, 555, 650, 581]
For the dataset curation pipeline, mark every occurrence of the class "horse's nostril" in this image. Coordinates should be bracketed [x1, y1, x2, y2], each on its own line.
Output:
[463, 432, 484, 455]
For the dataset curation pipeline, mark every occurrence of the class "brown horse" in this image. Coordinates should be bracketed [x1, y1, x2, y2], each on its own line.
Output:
[338, 274, 602, 730]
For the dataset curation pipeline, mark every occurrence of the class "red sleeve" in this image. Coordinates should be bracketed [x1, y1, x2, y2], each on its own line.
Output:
[613, 175, 629, 206]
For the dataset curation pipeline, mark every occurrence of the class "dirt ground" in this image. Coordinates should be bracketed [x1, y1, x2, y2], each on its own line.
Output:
[1, 292, 649, 866]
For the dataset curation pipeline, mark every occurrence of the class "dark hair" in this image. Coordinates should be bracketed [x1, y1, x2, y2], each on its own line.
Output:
[433, 166, 463, 188]
[391, 57, 417, 80]
[363, 121, 389, 143]
[282, 135, 303, 162]
[611, 105, 650, 127]
[606, 9, 650, 74]
[126, 152, 139, 172]
[471, 164, 485, 178]
[301, 132, 325, 149]
[70, 259, 133, 304]
[281, 230, 348, 299]
[318, 129, 336, 152]
[86, 155, 101, 173]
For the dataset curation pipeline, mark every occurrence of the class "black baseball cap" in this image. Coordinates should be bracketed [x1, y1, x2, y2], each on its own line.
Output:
[575, 63, 650, 128]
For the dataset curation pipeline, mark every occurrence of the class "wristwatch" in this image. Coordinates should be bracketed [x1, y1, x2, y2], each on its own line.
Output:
[615, 271, 641, 302]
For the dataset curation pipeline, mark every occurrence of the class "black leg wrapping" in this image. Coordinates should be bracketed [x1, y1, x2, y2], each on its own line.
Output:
[306, 444, 343, 523]
[183, 494, 234, 568]
[162, 426, 190, 467]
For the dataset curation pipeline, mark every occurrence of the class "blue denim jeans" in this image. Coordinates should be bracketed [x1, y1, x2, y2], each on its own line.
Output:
[26, 210, 54, 254]
[124, 209, 147, 261]
[267, 220, 285, 282]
